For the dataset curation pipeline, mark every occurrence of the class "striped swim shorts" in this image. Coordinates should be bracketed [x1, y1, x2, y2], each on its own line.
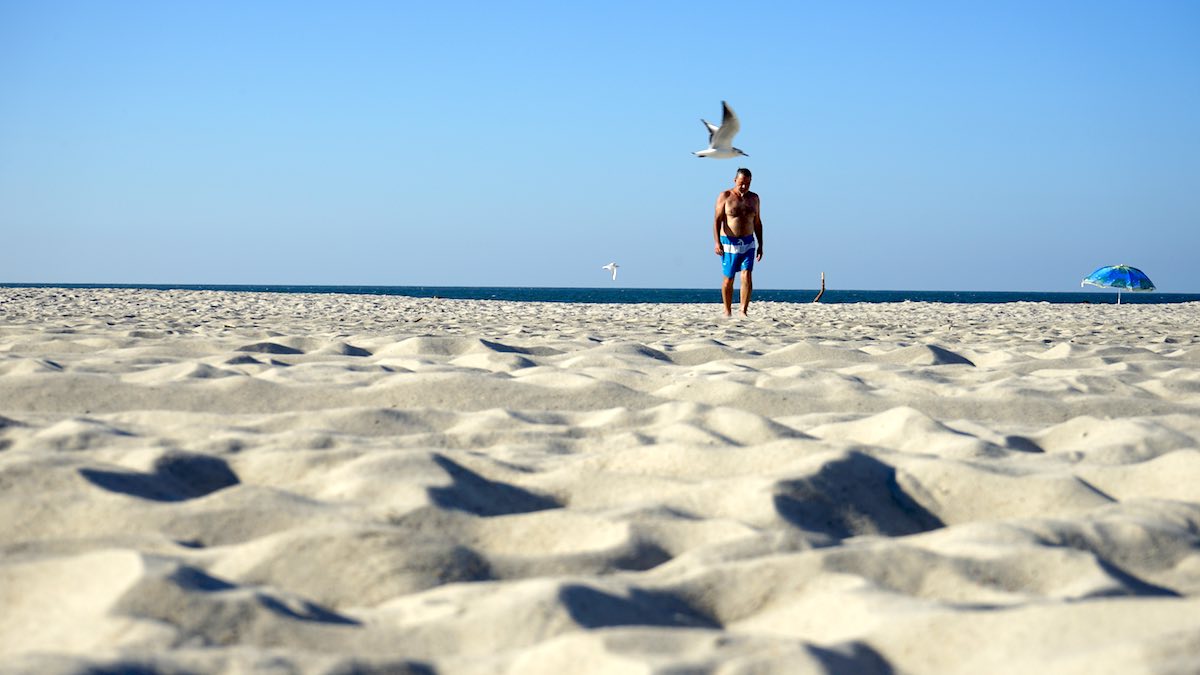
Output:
[720, 235, 756, 278]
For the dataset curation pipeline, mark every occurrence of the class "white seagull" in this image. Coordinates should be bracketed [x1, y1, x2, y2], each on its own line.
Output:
[693, 101, 748, 159]
[601, 262, 619, 281]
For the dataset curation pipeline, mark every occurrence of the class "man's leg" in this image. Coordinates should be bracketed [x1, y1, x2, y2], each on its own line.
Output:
[721, 276, 734, 316]
[740, 270, 753, 316]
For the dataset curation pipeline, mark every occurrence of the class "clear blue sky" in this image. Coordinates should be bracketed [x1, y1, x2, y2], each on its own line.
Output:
[2, 1, 1198, 291]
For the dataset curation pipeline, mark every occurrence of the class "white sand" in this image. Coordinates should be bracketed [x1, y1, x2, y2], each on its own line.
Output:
[2, 287, 1199, 674]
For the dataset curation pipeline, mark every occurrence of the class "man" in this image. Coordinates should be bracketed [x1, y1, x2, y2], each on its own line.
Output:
[713, 167, 763, 316]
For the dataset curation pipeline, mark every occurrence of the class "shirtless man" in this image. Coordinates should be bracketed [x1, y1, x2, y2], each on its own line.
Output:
[713, 167, 763, 316]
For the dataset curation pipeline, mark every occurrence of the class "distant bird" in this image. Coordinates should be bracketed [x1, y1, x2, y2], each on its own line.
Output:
[693, 101, 748, 159]
[602, 262, 619, 281]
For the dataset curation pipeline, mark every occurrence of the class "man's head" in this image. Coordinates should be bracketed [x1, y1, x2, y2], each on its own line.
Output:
[734, 168, 752, 195]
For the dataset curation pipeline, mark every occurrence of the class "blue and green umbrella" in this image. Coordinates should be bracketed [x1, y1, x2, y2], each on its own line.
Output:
[1081, 264, 1155, 303]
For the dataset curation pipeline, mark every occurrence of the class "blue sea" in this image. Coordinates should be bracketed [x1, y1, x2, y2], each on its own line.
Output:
[5, 283, 1200, 304]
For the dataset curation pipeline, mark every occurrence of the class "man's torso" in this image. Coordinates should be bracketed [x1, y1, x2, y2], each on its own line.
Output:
[722, 190, 759, 238]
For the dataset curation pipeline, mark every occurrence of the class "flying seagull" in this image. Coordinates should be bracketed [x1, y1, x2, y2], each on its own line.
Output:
[693, 101, 748, 159]
[602, 262, 619, 281]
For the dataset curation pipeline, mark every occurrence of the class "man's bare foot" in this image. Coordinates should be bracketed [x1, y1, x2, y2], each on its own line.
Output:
[740, 308, 749, 317]
[723, 309, 732, 317]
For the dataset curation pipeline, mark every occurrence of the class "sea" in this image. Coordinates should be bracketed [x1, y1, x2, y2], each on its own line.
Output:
[4, 283, 1200, 305]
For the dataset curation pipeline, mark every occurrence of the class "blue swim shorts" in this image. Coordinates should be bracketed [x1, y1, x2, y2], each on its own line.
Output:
[721, 235, 756, 278]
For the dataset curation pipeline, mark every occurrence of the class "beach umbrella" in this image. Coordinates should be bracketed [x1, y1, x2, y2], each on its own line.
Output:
[1081, 264, 1155, 304]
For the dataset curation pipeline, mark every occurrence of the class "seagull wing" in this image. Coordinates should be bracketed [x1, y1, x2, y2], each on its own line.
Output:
[709, 101, 740, 150]
[701, 118, 719, 144]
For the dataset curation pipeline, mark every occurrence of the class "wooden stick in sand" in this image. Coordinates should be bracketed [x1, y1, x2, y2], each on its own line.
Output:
[812, 272, 826, 303]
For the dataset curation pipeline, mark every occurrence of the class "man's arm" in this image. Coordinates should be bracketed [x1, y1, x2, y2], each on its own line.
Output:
[713, 192, 728, 256]
[754, 197, 764, 261]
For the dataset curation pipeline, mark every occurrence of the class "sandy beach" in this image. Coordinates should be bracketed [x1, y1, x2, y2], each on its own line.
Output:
[2, 287, 1199, 674]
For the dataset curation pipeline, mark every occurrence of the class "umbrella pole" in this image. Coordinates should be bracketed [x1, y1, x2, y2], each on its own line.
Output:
[1117, 292, 1121, 305]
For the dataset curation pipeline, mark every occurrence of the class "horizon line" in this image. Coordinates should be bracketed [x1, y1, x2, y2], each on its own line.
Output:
[2, 282, 1194, 296]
